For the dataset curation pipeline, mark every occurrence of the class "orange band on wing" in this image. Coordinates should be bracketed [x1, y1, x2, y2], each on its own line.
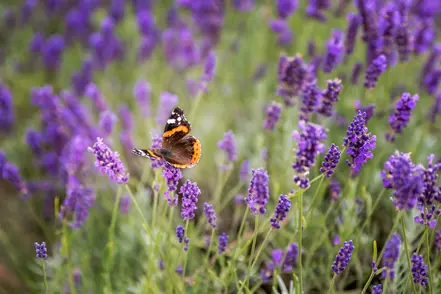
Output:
[163, 125, 189, 138]
[191, 139, 202, 164]
[147, 149, 160, 159]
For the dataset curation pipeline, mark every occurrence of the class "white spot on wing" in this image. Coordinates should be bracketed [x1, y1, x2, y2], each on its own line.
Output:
[167, 118, 176, 124]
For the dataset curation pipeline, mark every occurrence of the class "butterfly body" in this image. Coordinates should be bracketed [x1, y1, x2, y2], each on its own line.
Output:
[132, 107, 201, 168]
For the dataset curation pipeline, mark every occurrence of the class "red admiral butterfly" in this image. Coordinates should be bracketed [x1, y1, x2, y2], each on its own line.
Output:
[132, 107, 201, 168]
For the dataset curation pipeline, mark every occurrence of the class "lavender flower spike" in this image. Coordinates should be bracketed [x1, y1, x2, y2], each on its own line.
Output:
[372, 285, 382, 294]
[331, 240, 355, 275]
[382, 233, 401, 279]
[364, 54, 387, 89]
[277, 54, 309, 106]
[411, 253, 428, 287]
[323, 29, 344, 73]
[277, 0, 297, 19]
[87, 137, 129, 184]
[203, 203, 217, 229]
[270, 195, 291, 229]
[34, 242, 48, 259]
[264, 101, 282, 130]
[386, 93, 419, 141]
[217, 130, 237, 162]
[320, 143, 341, 178]
[245, 168, 270, 214]
[176, 225, 184, 243]
[300, 81, 321, 121]
[318, 78, 343, 117]
[345, 13, 361, 56]
[343, 111, 376, 176]
[180, 180, 200, 220]
[218, 232, 229, 254]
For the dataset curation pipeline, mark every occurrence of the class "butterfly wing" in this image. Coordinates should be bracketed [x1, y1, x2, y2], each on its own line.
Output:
[162, 107, 191, 148]
[163, 135, 202, 168]
[132, 148, 162, 159]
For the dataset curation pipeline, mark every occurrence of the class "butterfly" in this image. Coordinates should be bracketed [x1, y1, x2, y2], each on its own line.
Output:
[132, 107, 202, 168]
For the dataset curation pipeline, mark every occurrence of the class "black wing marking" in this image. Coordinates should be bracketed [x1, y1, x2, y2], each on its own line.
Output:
[162, 107, 192, 149]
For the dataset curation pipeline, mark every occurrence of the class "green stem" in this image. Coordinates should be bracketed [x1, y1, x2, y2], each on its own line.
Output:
[182, 220, 190, 277]
[305, 175, 325, 219]
[360, 271, 375, 294]
[245, 215, 260, 287]
[425, 228, 433, 294]
[298, 190, 304, 294]
[400, 215, 418, 294]
[383, 279, 389, 294]
[151, 170, 161, 227]
[104, 186, 123, 291]
[41, 260, 49, 294]
[62, 220, 76, 294]
[327, 274, 337, 294]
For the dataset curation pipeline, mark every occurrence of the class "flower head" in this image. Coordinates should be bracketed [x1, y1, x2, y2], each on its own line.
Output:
[318, 78, 342, 117]
[277, 55, 310, 106]
[382, 234, 401, 279]
[240, 159, 250, 182]
[180, 180, 200, 220]
[331, 240, 355, 275]
[292, 121, 327, 188]
[264, 102, 282, 130]
[364, 54, 387, 89]
[270, 195, 291, 229]
[246, 168, 269, 214]
[411, 253, 428, 287]
[323, 29, 344, 73]
[162, 165, 182, 191]
[133, 79, 151, 117]
[343, 111, 376, 176]
[218, 232, 229, 254]
[386, 93, 419, 141]
[320, 144, 341, 178]
[329, 179, 341, 201]
[99, 110, 118, 137]
[345, 13, 361, 56]
[300, 82, 321, 121]
[87, 137, 129, 184]
[277, 0, 297, 19]
[176, 225, 185, 243]
[34, 242, 48, 259]
[351, 62, 363, 85]
[435, 230, 441, 251]
[217, 130, 237, 162]
[204, 203, 217, 229]
[119, 195, 130, 214]
[372, 284, 382, 294]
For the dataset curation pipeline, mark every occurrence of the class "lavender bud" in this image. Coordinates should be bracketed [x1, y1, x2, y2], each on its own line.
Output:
[331, 240, 355, 275]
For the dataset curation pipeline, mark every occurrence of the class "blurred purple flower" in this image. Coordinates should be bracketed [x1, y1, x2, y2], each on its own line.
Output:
[0, 83, 15, 131]
[120, 195, 130, 214]
[345, 13, 361, 56]
[277, 55, 310, 106]
[240, 160, 250, 182]
[423, 69, 441, 94]
[372, 285, 382, 294]
[1, 161, 29, 197]
[354, 101, 375, 122]
[306, 0, 327, 22]
[218, 232, 228, 254]
[264, 102, 282, 130]
[323, 29, 344, 73]
[331, 240, 355, 275]
[176, 225, 185, 243]
[269, 19, 293, 46]
[233, 0, 254, 12]
[85, 83, 108, 113]
[89, 17, 123, 69]
[246, 168, 269, 214]
[378, 2, 399, 62]
[109, 0, 125, 22]
[320, 144, 341, 178]
[300, 81, 321, 121]
[355, 0, 380, 64]
[42, 34, 65, 71]
[411, 253, 428, 287]
[118, 104, 133, 132]
[343, 111, 376, 176]
[364, 54, 387, 89]
[20, 0, 37, 24]
[29, 33, 45, 54]
[180, 180, 200, 220]
[133, 79, 151, 117]
[395, 10, 411, 62]
[270, 195, 291, 229]
[386, 92, 418, 141]
[155, 92, 178, 125]
[283, 243, 298, 271]
[382, 233, 401, 279]
[292, 121, 327, 188]
[176, 265, 183, 276]
[333, 235, 341, 246]
[217, 130, 237, 162]
[3, 7, 16, 29]
[204, 203, 217, 229]
[435, 230, 441, 251]
[99, 111, 118, 137]
[414, 19, 435, 55]
[87, 137, 129, 184]
[71, 57, 94, 96]
[329, 179, 340, 201]
[421, 44, 441, 87]
[277, 0, 297, 18]
[351, 62, 363, 85]
[318, 78, 342, 117]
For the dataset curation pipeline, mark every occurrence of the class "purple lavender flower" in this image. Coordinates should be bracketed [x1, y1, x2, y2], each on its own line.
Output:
[3, 7, 16, 29]
[0, 83, 14, 131]
[354, 101, 375, 122]
[71, 57, 94, 96]
[176, 225, 185, 243]
[333, 235, 341, 246]
[323, 29, 344, 73]
[85, 83, 108, 113]
[245, 168, 270, 214]
[218, 232, 228, 254]
[34, 242, 48, 259]
[184, 237, 189, 251]
[270, 195, 291, 229]
[277, 55, 310, 106]
[331, 240, 355, 275]
[162, 27, 201, 72]
[418, 155, 440, 208]
[1, 162, 28, 196]
[109, 0, 125, 22]
[202, 51, 217, 83]
[414, 205, 440, 228]
[99, 111, 118, 137]
[395, 9, 411, 62]
[343, 111, 376, 176]
[414, 19, 435, 55]
[320, 144, 341, 178]
[355, 0, 380, 64]
[176, 264, 183, 276]
[381, 152, 423, 210]
[118, 105, 133, 132]
[300, 82, 321, 121]
[180, 180, 200, 220]
[382, 233, 401, 279]
[133, 80, 151, 117]
[423, 69, 441, 95]
[269, 19, 293, 46]
[378, 2, 399, 61]
[421, 44, 441, 86]
[233, 0, 254, 12]
[351, 62, 363, 85]
[42, 34, 65, 71]
[217, 131, 237, 162]
[162, 165, 182, 191]
[60, 176, 95, 229]
[292, 121, 327, 188]
[87, 137, 129, 184]
[329, 179, 341, 201]
[155, 92, 178, 126]
[364, 54, 387, 89]
[204, 203, 217, 229]
[318, 78, 342, 117]
[30, 32, 45, 54]
[119, 195, 130, 214]
[386, 93, 418, 141]
[307, 40, 316, 57]
[240, 160, 250, 182]
[372, 284, 382, 294]
[283, 243, 298, 272]
[277, 0, 297, 19]
[428, 92, 441, 123]
[411, 253, 428, 287]
[306, 0, 327, 22]
[89, 17, 123, 69]
[264, 102, 282, 130]
[435, 230, 441, 251]
[345, 13, 361, 56]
